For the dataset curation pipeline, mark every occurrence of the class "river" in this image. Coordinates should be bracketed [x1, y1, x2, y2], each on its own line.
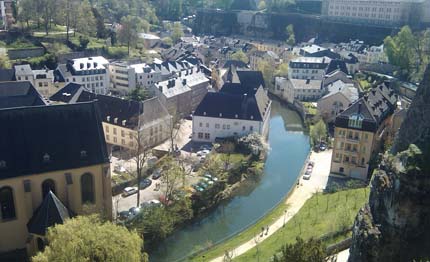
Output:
[149, 100, 310, 262]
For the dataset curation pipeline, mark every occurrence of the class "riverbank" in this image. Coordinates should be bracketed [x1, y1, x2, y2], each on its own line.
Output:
[189, 150, 332, 262]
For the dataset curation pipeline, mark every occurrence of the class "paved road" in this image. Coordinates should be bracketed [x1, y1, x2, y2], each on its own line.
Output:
[210, 150, 332, 262]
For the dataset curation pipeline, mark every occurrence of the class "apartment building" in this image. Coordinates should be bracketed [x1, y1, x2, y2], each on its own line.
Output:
[289, 57, 330, 80]
[330, 83, 398, 180]
[50, 83, 171, 150]
[56, 56, 109, 95]
[321, 0, 430, 26]
[275, 77, 324, 102]
[14, 64, 60, 97]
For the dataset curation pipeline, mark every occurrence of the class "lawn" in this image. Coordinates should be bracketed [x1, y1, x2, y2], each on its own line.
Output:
[0, 38, 38, 49]
[234, 188, 369, 262]
[189, 188, 368, 262]
[303, 102, 318, 115]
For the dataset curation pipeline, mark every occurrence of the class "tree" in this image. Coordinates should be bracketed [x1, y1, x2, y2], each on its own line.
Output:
[76, 0, 97, 36]
[32, 215, 146, 262]
[0, 54, 11, 69]
[171, 22, 184, 44]
[275, 63, 289, 77]
[310, 120, 327, 146]
[231, 50, 249, 64]
[16, 0, 33, 29]
[273, 237, 327, 262]
[285, 24, 296, 46]
[118, 15, 142, 55]
[257, 60, 274, 89]
[127, 86, 152, 102]
[258, 1, 267, 10]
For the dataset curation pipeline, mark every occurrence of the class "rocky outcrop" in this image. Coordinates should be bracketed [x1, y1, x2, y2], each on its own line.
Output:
[349, 67, 430, 262]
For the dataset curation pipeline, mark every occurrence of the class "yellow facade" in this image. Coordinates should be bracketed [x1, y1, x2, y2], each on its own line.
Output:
[0, 163, 112, 254]
[330, 127, 375, 180]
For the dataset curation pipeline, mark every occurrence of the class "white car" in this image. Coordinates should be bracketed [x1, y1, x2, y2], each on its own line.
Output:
[303, 171, 312, 180]
[122, 187, 138, 197]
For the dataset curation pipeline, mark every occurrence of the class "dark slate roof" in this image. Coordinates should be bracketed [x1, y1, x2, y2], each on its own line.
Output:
[221, 69, 265, 96]
[27, 191, 71, 236]
[0, 102, 109, 180]
[0, 81, 48, 109]
[0, 68, 15, 81]
[335, 83, 397, 132]
[50, 83, 142, 129]
[323, 70, 353, 87]
[194, 92, 265, 121]
[326, 60, 349, 75]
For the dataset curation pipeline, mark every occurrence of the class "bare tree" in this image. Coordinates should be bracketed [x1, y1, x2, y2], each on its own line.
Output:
[165, 113, 181, 153]
[160, 156, 183, 202]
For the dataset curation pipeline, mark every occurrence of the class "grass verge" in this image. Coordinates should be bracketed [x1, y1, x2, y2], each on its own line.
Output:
[233, 188, 368, 262]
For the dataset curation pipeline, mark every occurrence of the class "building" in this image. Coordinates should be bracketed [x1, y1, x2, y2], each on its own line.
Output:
[299, 44, 340, 59]
[139, 33, 162, 48]
[0, 102, 112, 256]
[14, 64, 60, 97]
[321, 0, 430, 27]
[289, 57, 330, 80]
[318, 74, 359, 123]
[152, 66, 210, 117]
[330, 83, 398, 180]
[192, 69, 271, 142]
[275, 77, 324, 102]
[56, 56, 109, 95]
[50, 83, 171, 150]
[0, 81, 48, 109]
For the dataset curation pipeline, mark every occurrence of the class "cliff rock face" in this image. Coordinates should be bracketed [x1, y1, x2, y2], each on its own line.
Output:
[349, 67, 430, 262]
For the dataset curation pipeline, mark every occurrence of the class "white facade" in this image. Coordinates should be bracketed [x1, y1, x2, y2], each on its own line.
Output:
[274, 77, 295, 103]
[276, 77, 324, 102]
[14, 65, 59, 97]
[288, 57, 329, 80]
[63, 57, 109, 95]
[109, 62, 137, 95]
[131, 64, 162, 88]
[322, 0, 425, 26]
[192, 110, 271, 143]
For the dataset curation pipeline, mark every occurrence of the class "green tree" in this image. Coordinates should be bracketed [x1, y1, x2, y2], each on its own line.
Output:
[258, 1, 267, 10]
[275, 63, 289, 77]
[285, 24, 295, 46]
[118, 15, 142, 55]
[310, 119, 327, 146]
[32, 215, 147, 262]
[230, 50, 249, 64]
[273, 237, 327, 262]
[258, 60, 274, 89]
[0, 54, 11, 69]
[171, 22, 184, 44]
[76, 0, 97, 36]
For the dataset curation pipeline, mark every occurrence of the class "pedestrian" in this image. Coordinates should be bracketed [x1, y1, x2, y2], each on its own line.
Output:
[265, 225, 269, 235]
[261, 227, 264, 237]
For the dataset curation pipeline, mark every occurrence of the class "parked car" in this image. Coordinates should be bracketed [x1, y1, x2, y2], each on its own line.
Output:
[192, 184, 204, 192]
[118, 210, 131, 220]
[129, 207, 141, 215]
[122, 187, 138, 197]
[140, 199, 162, 209]
[139, 178, 152, 189]
[152, 169, 162, 180]
[200, 144, 212, 151]
[303, 171, 312, 180]
[319, 142, 327, 151]
[203, 173, 219, 182]
[114, 164, 126, 173]
[196, 150, 204, 157]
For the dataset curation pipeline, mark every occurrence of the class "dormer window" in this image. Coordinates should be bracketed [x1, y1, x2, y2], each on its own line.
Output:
[114, 118, 118, 124]
[250, 115, 254, 120]
[80, 150, 87, 158]
[0, 160, 6, 169]
[348, 114, 364, 129]
[43, 153, 50, 163]
[219, 113, 223, 117]
[122, 120, 126, 126]
[235, 114, 238, 118]
[106, 116, 110, 122]
[203, 112, 207, 116]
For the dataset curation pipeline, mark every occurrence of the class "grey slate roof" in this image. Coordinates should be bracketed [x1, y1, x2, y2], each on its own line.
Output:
[0, 102, 109, 180]
[0, 68, 16, 81]
[27, 191, 72, 236]
[0, 81, 48, 109]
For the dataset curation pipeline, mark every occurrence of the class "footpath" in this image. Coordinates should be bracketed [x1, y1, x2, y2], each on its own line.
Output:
[210, 150, 332, 262]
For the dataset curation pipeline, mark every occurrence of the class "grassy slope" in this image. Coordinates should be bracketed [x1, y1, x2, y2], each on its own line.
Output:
[189, 188, 368, 262]
[234, 188, 369, 262]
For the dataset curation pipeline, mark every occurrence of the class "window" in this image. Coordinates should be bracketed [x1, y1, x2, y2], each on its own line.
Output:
[114, 137, 117, 143]
[206, 123, 209, 128]
[105, 126, 109, 133]
[198, 132, 203, 139]
[215, 124, 220, 129]
[121, 130, 125, 137]
[339, 167, 344, 173]
[199, 122, 203, 127]
[227, 125, 230, 130]
[106, 135, 110, 141]
[250, 126, 253, 131]
[81, 173, 95, 204]
[41, 179, 56, 199]
[0, 187, 16, 220]
[204, 133, 210, 140]
[121, 139, 125, 145]
[242, 126, 246, 131]
[113, 128, 117, 135]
